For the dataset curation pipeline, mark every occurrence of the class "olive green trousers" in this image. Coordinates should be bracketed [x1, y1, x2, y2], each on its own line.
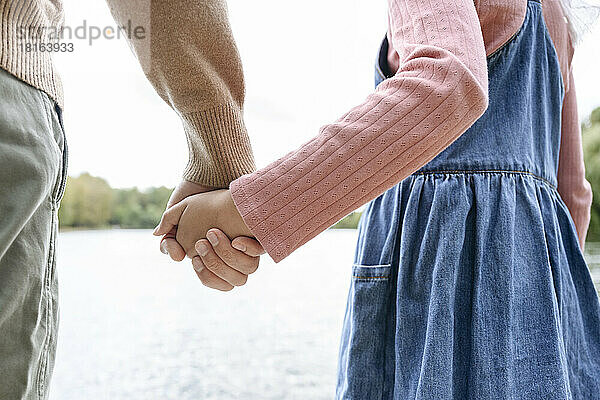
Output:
[0, 67, 67, 400]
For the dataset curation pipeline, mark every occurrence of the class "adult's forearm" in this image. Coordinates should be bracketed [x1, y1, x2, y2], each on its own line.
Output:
[106, 0, 255, 187]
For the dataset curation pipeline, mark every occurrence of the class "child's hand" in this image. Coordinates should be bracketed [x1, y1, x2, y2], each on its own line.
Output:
[153, 189, 256, 276]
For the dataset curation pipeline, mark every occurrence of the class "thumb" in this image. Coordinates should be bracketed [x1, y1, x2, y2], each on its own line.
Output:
[231, 236, 266, 257]
[153, 201, 187, 236]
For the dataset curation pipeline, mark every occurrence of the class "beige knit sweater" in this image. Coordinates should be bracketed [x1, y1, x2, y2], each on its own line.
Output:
[0, 0, 255, 187]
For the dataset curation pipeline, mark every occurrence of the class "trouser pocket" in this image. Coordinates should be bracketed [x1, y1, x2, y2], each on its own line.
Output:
[0, 68, 64, 400]
[39, 90, 68, 204]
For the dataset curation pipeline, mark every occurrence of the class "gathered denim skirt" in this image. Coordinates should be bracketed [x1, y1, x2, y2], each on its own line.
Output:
[335, 1, 600, 399]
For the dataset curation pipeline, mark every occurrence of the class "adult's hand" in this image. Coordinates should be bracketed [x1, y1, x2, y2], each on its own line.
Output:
[159, 180, 214, 262]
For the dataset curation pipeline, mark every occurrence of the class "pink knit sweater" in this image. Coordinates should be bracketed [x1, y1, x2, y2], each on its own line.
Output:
[230, 0, 592, 262]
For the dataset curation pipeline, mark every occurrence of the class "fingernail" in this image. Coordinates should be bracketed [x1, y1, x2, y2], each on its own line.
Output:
[192, 257, 204, 273]
[206, 231, 218, 246]
[197, 242, 209, 257]
[232, 242, 246, 252]
[160, 241, 169, 255]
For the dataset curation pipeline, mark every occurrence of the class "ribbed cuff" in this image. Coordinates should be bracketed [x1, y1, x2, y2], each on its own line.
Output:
[180, 103, 256, 188]
[229, 174, 287, 263]
[1, 7, 64, 108]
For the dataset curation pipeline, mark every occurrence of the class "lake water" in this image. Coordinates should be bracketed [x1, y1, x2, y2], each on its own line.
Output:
[49, 230, 600, 400]
[49, 229, 357, 400]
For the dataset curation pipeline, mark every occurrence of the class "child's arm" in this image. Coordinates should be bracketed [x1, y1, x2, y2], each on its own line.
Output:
[557, 70, 593, 251]
[230, 0, 489, 262]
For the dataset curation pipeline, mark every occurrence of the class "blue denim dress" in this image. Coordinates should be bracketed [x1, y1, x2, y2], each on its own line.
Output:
[335, 1, 600, 398]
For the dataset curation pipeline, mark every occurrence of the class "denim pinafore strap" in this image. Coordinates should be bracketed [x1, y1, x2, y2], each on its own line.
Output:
[336, 1, 600, 399]
[378, 0, 562, 187]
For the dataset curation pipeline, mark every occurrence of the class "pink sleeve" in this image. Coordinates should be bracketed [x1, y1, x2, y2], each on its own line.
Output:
[557, 70, 593, 251]
[230, 0, 489, 262]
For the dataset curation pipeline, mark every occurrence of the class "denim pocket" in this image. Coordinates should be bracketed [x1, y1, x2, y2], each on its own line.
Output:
[349, 264, 392, 329]
[338, 188, 400, 393]
[337, 263, 393, 397]
[352, 264, 392, 281]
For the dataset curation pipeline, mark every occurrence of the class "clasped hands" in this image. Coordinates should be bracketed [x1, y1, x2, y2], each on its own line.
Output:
[153, 181, 264, 291]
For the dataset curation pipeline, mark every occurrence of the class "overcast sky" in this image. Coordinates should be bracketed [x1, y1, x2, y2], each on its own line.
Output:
[54, 0, 600, 189]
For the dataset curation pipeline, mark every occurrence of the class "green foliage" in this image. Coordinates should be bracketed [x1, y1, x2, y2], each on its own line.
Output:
[58, 173, 171, 229]
[110, 187, 171, 228]
[58, 173, 113, 228]
[586, 107, 600, 128]
[332, 211, 362, 229]
[583, 108, 600, 241]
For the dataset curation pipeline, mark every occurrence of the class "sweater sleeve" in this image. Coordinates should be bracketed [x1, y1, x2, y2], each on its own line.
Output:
[105, 0, 255, 187]
[230, 0, 489, 262]
[557, 70, 593, 251]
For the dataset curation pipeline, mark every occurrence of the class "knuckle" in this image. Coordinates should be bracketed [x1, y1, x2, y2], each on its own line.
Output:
[182, 243, 195, 258]
[218, 248, 234, 261]
[203, 256, 221, 272]
[164, 210, 176, 223]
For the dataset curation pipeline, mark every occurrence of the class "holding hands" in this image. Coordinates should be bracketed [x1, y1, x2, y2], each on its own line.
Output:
[154, 182, 264, 291]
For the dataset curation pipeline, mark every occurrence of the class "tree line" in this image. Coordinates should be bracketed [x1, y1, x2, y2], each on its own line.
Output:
[58, 173, 171, 229]
[59, 107, 600, 237]
[57, 172, 361, 230]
